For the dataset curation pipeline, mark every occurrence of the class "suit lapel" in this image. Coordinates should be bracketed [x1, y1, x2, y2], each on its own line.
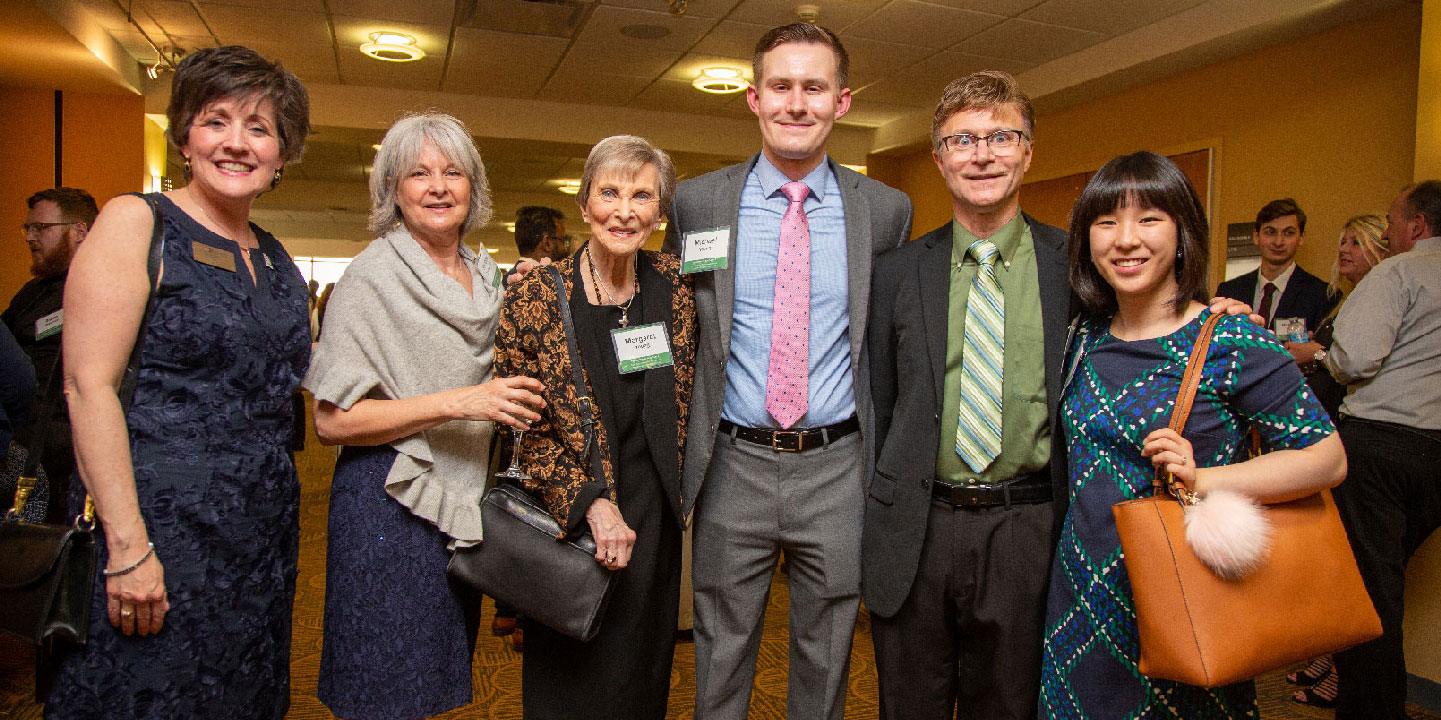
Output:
[836, 161, 872, 366]
[1028, 215, 1072, 417]
[715, 159, 753, 362]
[919, 225, 952, 411]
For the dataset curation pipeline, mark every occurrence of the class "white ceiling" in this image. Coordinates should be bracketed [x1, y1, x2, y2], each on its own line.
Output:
[11, 0, 1410, 262]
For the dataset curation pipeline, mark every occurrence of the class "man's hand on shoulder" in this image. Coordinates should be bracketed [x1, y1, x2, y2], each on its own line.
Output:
[505, 257, 551, 288]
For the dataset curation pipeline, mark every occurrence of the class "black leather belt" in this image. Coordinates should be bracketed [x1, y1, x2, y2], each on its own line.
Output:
[719, 416, 859, 453]
[932, 480, 1052, 508]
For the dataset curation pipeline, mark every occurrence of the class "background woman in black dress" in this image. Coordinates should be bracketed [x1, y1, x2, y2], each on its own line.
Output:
[496, 135, 697, 720]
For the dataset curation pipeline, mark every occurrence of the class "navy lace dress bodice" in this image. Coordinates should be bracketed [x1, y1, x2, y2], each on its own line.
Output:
[46, 194, 310, 719]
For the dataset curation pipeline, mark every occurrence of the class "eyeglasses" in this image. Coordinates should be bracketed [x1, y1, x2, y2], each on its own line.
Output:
[938, 129, 1030, 155]
[22, 221, 78, 235]
[543, 233, 574, 251]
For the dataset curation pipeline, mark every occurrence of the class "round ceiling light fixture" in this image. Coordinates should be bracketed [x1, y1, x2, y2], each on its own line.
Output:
[692, 67, 748, 94]
[361, 32, 425, 62]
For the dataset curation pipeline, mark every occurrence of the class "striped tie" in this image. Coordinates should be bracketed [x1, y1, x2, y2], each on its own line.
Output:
[955, 238, 1004, 472]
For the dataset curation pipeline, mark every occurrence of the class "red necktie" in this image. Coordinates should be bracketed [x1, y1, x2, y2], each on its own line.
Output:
[1259, 282, 1277, 328]
[765, 181, 810, 429]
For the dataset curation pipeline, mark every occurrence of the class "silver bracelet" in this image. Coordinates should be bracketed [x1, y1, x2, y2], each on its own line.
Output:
[103, 542, 156, 577]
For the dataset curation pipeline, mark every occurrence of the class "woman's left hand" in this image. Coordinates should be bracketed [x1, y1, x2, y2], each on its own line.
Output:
[1141, 428, 1199, 491]
[1285, 340, 1324, 366]
[584, 498, 635, 570]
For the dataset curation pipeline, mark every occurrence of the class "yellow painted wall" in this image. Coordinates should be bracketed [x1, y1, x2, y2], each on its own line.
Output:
[0, 87, 144, 301]
[869, 3, 1421, 294]
[1417, 0, 1441, 179]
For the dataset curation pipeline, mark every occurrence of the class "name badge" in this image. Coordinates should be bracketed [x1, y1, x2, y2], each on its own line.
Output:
[1274, 317, 1309, 343]
[610, 322, 673, 374]
[192, 241, 236, 272]
[492, 265, 504, 289]
[35, 309, 63, 341]
[680, 227, 729, 274]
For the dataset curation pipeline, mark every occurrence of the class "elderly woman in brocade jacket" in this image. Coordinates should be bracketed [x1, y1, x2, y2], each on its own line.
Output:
[496, 134, 695, 720]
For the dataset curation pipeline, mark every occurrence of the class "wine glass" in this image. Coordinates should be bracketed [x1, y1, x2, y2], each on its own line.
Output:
[496, 422, 532, 482]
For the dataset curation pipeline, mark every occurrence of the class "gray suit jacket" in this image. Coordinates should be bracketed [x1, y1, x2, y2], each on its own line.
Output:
[663, 154, 914, 521]
[861, 216, 1075, 618]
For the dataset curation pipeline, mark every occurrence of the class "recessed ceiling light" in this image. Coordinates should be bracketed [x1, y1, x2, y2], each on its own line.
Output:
[505, 222, 516, 232]
[692, 67, 747, 94]
[558, 179, 581, 195]
[361, 31, 425, 62]
[371, 144, 382, 151]
[487, 248, 499, 254]
[620, 24, 671, 39]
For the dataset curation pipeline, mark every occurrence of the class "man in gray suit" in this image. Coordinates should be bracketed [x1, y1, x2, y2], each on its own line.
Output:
[663, 22, 913, 720]
[863, 71, 1070, 719]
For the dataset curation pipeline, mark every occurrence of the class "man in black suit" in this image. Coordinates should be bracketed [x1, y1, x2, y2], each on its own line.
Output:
[863, 71, 1071, 720]
[1216, 198, 1336, 336]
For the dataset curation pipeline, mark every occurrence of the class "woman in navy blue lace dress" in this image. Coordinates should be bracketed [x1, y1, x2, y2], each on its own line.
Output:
[1037, 152, 1346, 719]
[45, 47, 312, 719]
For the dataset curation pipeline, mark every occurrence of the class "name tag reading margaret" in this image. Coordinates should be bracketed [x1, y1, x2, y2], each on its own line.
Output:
[680, 227, 729, 274]
[610, 322, 673, 374]
[35, 309, 63, 341]
[192, 241, 236, 272]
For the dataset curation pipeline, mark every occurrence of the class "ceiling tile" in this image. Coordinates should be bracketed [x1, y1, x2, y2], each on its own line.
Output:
[838, 100, 916, 127]
[563, 40, 687, 77]
[575, 5, 720, 52]
[598, 0, 743, 19]
[198, 0, 325, 13]
[630, 77, 740, 114]
[690, 20, 769, 59]
[328, 0, 457, 26]
[1019, 0, 1206, 35]
[243, 41, 339, 82]
[726, 0, 884, 31]
[198, 5, 329, 46]
[841, 36, 935, 79]
[920, 0, 1047, 16]
[854, 50, 1030, 106]
[953, 18, 1107, 63]
[336, 49, 445, 89]
[445, 26, 568, 92]
[136, 1, 214, 40]
[537, 71, 654, 106]
[845, 2, 1005, 49]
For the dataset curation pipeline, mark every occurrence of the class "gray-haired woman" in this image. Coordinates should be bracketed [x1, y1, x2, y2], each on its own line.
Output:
[303, 111, 544, 719]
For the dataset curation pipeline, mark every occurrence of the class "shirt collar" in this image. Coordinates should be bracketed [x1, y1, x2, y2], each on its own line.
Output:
[1262, 261, 1297, 292]
[951, 213, 1026, 266]
[754, 154, 833, 204]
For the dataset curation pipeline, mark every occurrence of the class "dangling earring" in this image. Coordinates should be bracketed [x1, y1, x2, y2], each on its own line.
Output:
[270, 167, 284, 191]
[182, 159, 192, 180]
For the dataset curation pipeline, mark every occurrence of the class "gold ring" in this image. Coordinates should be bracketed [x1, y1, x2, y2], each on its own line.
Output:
[121, 609, 133, 618]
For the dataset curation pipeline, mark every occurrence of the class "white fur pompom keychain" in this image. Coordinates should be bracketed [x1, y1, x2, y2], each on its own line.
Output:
[1182, 488, 1274, 580]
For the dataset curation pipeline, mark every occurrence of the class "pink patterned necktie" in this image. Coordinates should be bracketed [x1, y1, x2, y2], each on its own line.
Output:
[765, 181, 811, 429]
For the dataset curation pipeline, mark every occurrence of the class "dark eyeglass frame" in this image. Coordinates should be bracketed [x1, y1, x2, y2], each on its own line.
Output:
[543, 233, 574, 251]
[937, 129, 1030, 155]
[22, 221, 79, 234]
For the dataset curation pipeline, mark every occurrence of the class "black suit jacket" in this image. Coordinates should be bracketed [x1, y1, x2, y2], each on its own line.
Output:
[1215, 266, 1337, 334]
[862, 215, 1075, 619]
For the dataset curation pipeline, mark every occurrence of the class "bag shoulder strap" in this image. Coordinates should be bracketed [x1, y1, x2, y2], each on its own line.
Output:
[1152, 311, 1226, 495]
[545, 266, 606, 489]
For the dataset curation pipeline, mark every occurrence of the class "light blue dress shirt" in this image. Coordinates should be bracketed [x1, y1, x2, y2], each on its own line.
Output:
[722, 155, 852, 428]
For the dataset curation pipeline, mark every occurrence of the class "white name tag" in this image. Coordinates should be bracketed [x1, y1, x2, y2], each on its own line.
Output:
[610, 322, 673, 374]
[680, 227, 729, 274]
[1274, 317, 1309, 342]
[35, 309, 63, 340]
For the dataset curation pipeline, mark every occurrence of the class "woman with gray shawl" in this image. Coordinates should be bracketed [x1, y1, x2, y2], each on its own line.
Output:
[303, 111, 544, 719]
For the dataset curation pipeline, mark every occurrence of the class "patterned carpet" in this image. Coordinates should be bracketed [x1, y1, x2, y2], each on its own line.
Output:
[2, 413, 1436, 719]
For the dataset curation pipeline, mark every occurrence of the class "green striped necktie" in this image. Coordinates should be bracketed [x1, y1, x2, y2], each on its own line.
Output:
[955, 237, 1004, 472]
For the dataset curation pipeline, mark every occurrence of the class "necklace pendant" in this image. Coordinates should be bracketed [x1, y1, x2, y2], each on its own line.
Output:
[619, 311, 629, 328]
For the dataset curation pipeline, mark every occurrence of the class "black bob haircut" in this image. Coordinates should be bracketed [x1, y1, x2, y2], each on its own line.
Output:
[1068, 151, 1210, 316]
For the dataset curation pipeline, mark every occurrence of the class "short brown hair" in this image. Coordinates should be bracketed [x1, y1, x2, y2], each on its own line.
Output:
[1068, 151, 1210, 316]
[932, 70, 1035, 150]
[27, 187, 98, 226]
[752, 23, 849, 90]
[1401, 180, 1441, 237]
[1255, 197, 1306, 233]
[166, 45, 310, 164]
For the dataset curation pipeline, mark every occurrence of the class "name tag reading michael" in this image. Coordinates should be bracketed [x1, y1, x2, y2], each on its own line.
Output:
[681, 227, 729, 274]
[610, 323, 673, 374]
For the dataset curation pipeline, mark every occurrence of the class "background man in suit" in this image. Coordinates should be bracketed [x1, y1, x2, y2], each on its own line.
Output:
[862, 71, 1070, 720]
[1216, 198, 1335, 334]
[3, 186, 96, 523]
[664, 22, 912, 720]
[1326, 180, 1441, 720]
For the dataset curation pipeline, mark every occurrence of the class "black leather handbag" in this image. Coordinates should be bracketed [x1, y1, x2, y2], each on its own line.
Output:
[447, 265, 616, 641]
